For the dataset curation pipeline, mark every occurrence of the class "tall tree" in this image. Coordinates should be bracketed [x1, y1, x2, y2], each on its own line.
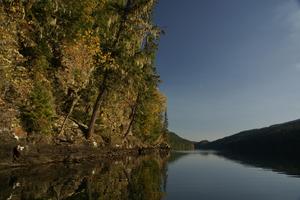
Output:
[163, 110, 168, 132]
[86, 0, 159, 139]
[58, 31, 100, 134]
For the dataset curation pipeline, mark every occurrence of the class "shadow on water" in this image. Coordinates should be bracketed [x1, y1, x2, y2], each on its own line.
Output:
[0, 152, 170, 200]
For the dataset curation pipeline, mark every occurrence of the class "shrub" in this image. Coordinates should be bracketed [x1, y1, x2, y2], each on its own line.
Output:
[21, 82, 55, 134]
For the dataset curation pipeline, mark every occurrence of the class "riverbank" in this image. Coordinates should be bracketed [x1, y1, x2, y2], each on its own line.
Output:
[0, 135, 170, 169]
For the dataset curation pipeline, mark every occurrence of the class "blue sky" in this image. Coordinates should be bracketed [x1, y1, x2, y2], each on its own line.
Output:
[154, 0, 300, 141]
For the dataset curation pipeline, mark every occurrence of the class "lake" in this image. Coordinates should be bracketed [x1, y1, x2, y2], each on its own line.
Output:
[165, 151, 300, 200]
[1, 150, 300, 199]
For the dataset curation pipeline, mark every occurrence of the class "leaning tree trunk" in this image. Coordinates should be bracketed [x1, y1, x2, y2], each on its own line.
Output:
[86, 75, 107, 139]
[86, 0, 133, 139]
[124, 93, 140, 138]
[59, 94, 80, 135]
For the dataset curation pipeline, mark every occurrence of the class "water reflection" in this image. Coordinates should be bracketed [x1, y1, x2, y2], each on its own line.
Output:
[170, 150, 300, 178]
[215, 151, 300, 178]
[165, 151, 300, 200]
[0, 152, 169, 200]
[2, 151, 300, 200]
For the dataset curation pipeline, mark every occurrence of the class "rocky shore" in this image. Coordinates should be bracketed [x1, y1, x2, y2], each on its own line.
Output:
[0, 132, 170, 169]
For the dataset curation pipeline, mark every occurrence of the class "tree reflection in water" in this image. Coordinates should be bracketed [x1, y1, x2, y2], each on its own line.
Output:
[0, 152, 169, 200]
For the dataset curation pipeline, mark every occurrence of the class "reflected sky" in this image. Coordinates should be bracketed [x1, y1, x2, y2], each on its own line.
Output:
[164, 151, 300, 200]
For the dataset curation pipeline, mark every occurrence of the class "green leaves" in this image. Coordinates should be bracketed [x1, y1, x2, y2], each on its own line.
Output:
[21, 81, 55, 134]
[1, 0, 167, 146]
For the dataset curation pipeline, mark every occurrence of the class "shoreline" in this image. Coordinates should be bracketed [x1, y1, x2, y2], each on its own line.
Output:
[0, 142, 170, 169]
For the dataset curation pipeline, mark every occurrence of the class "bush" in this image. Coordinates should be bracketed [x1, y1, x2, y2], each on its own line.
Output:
[21, 82, 55, 134]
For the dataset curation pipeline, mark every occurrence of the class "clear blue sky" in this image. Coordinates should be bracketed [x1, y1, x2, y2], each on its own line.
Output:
[154, 0, 300, 141]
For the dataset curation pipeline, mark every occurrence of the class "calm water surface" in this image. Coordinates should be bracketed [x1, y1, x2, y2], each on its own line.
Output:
[164, 151, 300, 200]
[1, 151, 300, 199]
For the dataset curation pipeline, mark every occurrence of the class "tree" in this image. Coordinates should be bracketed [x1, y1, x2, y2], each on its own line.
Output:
[57, 31, 100, 134]
[163, 110, 168, 132]
[0, 0, 167, 147]
[86, 0, 159, 139]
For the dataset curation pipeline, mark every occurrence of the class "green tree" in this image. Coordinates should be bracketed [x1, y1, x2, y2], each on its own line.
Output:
[87, 0, 162, 140]
[21, 81, 55, 134]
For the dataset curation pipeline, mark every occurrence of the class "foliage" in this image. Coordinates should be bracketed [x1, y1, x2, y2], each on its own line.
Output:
[134, 89, 166, 143]
[21, 81, 55, 134]
[0, 0, 167, 147]
[167, 132, 195, 150]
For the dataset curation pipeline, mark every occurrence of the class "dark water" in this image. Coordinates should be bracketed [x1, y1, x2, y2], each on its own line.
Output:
[2, 151, 300, 200]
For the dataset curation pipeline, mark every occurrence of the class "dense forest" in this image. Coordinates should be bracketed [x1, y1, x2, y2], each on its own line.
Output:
[0, 0, 168, 150]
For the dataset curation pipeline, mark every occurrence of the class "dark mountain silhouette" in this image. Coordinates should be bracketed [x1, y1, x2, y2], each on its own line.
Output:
[197, 119, 300, 155]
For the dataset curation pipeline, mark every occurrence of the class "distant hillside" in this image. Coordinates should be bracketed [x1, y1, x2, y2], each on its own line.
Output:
[198, 119, 300, 154]
[194, 140, 210, 149]
[167, 132, 195, 150]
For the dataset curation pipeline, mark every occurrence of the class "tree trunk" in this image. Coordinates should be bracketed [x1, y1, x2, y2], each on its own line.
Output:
[59, 95, 79, 135]
[112, 0, 132, 48]
[86, 75, 107, 139]
[86, 0, 132, 139]
[124, 93, 139, 138]
[86, 178, 92, 200]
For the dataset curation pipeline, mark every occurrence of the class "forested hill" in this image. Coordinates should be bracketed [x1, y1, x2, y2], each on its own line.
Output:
[197, 119, 300, 154]
[0, 0, 168, 149]
[167, 132, 195, 150]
